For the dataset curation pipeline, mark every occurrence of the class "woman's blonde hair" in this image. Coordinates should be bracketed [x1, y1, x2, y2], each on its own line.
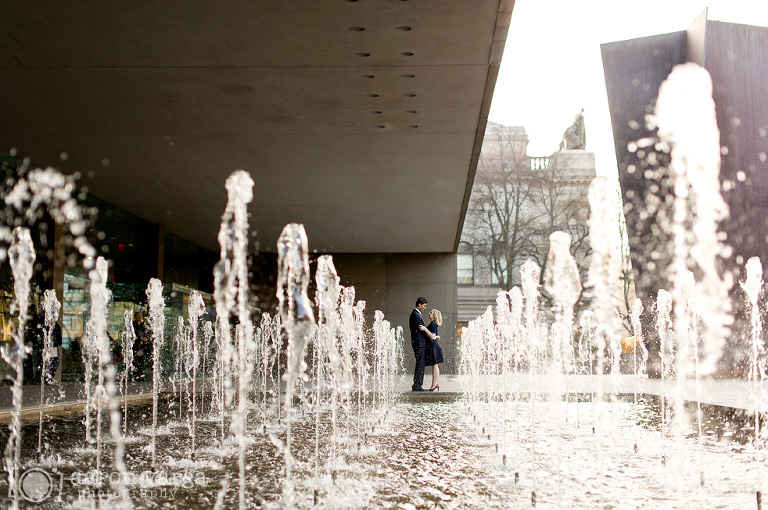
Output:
[431, 309, 443, 327]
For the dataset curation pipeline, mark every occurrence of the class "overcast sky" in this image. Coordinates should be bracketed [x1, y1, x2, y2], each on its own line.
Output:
[487, 0, 768, 179]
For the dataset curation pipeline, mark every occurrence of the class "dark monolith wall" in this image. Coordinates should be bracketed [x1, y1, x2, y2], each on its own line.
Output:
[602, 19, 768, 377]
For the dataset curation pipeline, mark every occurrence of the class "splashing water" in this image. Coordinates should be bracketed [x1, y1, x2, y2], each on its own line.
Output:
[121, 309, 136, 434]
[90, 256, 131, 506]
[314, 254, 341, 479]
[743, 257, 766, 489]
[81, 322, 96, 445]
[257, 313, 273, 429]
[181, 291, 205, 457]
[277, 223, 316, 505]
[338, 287, 363, 456]
[520, 259, 542, 369]
[313, 257, 335, 431]
[201, 320, 214, 416]
[38, 289, 61, 454]
[372, 308, 401, 416]
[631, 299, 647, 376]
[353, 300, 372, 448]
[656, 288, 673, 464]
[1, 167, 96, 266]
[671, 270, 697, 477]
[519, 258, 541, 500]
[543, 232, 582, 504]
[579, 310, 597, 375]
[3, 227, 35, 510]
[544, 231, 582, 376]
[742, 257, 766, 390]
[90, 257, 110, 476]
[587, 178, 623, 385]
[508, 287, 524, 376]
[278, 224, 316, 389]
[146, 277, 165, 468]
[211, 170, 255, 509]
[648, 62, 733, 377]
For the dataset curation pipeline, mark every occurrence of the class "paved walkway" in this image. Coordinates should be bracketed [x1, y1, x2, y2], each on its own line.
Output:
[395, 374, 768, 412]
[1, 374, 766, 422]
[0, 381, 155, 424]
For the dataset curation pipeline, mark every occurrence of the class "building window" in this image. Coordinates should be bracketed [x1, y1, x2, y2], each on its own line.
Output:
[457, 242, 474, 285]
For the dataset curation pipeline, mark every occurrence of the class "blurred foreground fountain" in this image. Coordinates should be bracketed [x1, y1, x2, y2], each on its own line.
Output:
[1, 62, 768, 508]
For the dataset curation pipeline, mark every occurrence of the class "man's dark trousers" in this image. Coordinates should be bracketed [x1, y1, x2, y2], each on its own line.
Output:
[412, 339, 425, 391]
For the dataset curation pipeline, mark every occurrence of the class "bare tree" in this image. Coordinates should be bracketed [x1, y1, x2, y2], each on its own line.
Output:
[463, 124, 540, 289]
[462, 123, 593, 298]
[526, 155, 592, 303]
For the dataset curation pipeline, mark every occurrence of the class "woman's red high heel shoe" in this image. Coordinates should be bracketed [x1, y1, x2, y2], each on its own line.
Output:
[429, 385, 439, 392]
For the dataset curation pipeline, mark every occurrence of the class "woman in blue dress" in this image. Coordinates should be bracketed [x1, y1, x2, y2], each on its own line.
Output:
[420, 309, 444, 392]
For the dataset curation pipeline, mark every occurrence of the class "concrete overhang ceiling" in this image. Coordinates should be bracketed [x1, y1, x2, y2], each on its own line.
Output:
[0, 1, 513, 254]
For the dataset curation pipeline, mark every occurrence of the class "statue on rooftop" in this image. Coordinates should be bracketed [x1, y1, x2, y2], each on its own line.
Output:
[559, 109, 586, 150]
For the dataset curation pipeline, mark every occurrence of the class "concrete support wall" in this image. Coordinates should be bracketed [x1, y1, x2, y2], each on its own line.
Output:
[332, 253, 459, 373]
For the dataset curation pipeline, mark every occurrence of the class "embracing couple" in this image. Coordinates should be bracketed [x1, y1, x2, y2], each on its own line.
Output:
[409, 297, 444, 392]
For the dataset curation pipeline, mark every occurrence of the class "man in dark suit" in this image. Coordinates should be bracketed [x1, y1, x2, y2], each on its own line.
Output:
[409, 297, 429, 391]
